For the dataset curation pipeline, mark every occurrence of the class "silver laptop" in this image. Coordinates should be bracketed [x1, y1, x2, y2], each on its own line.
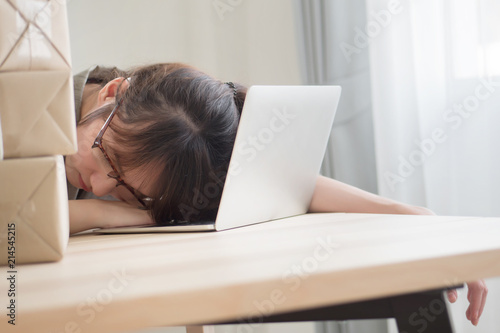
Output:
[96, 85, 341, 233]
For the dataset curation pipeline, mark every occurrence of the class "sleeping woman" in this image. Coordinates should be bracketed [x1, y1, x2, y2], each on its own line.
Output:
[66, 63, 487, 325]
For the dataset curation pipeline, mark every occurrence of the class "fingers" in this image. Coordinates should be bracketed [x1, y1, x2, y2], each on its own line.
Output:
[466, 287, 472, 321]
[477, 281, 488, 323]
[447, 289, 458, 303]
[466, 280, 488, 326]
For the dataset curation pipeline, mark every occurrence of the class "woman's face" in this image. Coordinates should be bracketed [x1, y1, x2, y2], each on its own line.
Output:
[65, 112, 155, 206]
[65, 78, 154, 205]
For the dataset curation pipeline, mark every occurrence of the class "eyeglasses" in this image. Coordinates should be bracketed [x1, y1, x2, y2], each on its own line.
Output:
[91, 98, 150, 207]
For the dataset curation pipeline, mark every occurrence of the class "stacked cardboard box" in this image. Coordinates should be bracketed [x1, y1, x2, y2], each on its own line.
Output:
[0, 115, 3, 160]
[0, 0, 77, 264]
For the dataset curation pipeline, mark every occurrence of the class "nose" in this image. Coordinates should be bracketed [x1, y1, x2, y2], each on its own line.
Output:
[89, 173, 117, 198]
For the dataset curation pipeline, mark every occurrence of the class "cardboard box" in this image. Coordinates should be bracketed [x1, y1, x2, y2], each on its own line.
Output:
[0, 155, 69, 265]
[0, 70, 77, 158]
[0, 113, 3, 160]
[0, 0, 72, 71]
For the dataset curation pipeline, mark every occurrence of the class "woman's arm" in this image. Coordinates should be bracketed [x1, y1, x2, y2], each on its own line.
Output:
[69, 199, 154, 235]
[309, 175, 487, 326]
[309, 175, 434, 215]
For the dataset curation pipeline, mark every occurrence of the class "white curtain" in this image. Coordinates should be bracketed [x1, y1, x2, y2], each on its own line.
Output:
[368, 1, 500, 332]
[294, 0, 379, 192]
[368, 0, 500, 215]
[296, 0, 500, 332]
[295, 1, 385, 332]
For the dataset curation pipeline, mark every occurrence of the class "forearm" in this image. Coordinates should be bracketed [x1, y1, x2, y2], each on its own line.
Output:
[69, 199, 154, 235]
[69, 199, 102, 234]
[308, 175, 434, 215]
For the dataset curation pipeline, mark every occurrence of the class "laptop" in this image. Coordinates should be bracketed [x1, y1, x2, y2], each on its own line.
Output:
[95, 85, 341, 233]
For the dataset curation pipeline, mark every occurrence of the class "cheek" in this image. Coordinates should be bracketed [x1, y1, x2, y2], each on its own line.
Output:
[77, 126, 93, 155]
[67, 126, 100, 174]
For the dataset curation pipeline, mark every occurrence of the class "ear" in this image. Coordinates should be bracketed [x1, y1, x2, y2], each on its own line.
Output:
[96, 77, 130, 107]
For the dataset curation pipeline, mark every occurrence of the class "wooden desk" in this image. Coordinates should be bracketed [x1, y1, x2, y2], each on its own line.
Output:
[2, 213, 500, 333]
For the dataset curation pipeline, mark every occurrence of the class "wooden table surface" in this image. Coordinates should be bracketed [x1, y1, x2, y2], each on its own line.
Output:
[2, 213, 500, 333]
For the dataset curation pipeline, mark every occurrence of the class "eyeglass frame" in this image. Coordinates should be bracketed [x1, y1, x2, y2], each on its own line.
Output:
[91, 97, 150, 208]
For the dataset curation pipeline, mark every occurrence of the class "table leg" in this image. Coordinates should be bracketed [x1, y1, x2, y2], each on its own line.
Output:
[391, 290, 453, 333]
[186, 325, 216, 333]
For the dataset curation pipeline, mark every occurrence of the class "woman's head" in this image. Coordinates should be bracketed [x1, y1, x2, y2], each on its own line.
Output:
[66, 63, 247, 224]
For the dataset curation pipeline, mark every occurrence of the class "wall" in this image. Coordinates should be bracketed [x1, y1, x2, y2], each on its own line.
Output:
[67, 0, 302, 86]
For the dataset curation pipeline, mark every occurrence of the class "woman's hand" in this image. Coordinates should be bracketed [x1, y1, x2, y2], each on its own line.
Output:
[447, 280, 488, 326]
[69, 199, 155, 235]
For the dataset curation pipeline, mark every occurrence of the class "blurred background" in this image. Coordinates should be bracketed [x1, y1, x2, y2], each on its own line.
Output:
[67, 0, 500, 332]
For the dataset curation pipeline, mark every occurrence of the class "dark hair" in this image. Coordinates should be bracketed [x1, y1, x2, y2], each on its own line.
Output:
[81, 63, 247, 224]
[87, 66, 130, 85]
